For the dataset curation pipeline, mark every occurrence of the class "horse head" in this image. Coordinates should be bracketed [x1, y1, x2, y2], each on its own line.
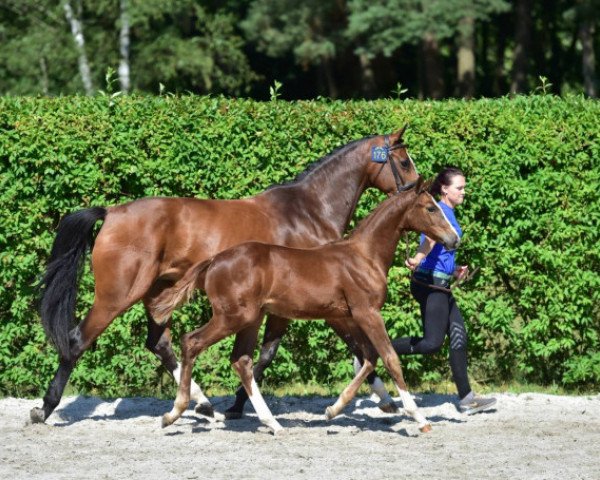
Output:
[365, 125, 419, 195]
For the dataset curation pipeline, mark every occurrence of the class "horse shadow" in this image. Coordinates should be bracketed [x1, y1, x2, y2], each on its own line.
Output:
[52, 396, 171, 426]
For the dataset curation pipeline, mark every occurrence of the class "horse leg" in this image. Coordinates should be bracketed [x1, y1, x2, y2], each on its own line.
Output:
[144, 305, 217, 419]
[31, 246, 157, 424]
[326, 316, 398, 413]
[225, 314, 291, 419]
[162, 310, 253, 428]
[356, 309, 431, 432]
[230, 325, 284, 435]
[30, 303, 125, 423]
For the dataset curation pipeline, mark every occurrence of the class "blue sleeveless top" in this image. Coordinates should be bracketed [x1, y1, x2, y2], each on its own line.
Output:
[418, 201, 462, 276]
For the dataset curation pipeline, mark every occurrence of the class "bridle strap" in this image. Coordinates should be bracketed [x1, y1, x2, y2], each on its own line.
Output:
[384, 135, 406, 194]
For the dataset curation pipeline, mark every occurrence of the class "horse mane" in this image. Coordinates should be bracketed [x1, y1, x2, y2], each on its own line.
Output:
[265, 136, 372, 190]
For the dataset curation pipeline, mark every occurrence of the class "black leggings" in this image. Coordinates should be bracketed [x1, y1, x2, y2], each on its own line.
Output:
[392, 280, 471, 399]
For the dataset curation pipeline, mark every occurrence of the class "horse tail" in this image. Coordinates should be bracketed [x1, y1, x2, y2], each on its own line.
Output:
[39, 207, 107, 360]
[153, 259, 213, 324]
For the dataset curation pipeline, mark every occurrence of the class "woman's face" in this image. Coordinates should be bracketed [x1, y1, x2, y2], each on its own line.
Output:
[441, 175, 466, 207]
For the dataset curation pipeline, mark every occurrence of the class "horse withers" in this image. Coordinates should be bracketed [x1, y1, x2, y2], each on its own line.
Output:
[32, 127, 419, 424]
[158, 177, 460, 434]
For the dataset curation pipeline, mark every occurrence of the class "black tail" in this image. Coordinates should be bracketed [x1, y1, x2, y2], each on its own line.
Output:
[39, 207, 107, 360]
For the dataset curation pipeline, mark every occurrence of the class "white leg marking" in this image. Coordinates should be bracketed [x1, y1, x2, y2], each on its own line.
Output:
[247, 377, 283, 435]
[397, 386, 429, 429]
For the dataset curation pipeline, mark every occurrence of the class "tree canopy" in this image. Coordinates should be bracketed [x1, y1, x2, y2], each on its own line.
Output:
[0, 0, 597, 98]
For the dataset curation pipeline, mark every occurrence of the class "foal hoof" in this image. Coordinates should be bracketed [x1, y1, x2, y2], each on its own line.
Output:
[378, 400, 399, 414]
[325, 406, 337, 420]
[161, 413, 175, 428]
[30, 407, 46, 424]
[195, 402, 215, 418]
[419, 423, 432, 433]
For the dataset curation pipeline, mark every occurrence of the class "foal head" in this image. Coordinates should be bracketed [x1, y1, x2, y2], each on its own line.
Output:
[405, 179, 461, 251]
[365, 125, 419, 194]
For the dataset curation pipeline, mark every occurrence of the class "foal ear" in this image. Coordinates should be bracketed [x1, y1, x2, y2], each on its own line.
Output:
[390, 124, 408, 144]
[418, 177, 434, 194]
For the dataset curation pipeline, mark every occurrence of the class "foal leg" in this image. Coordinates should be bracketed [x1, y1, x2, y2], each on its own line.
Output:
[162, 310, 256, 428]
[356, 309, 431, 433]
[324, 325, 379, 419]
[144, 306, 217, 419]
[225, 314, 290, 419]
[327, 317, 398, 413]
[230, 325, 284, 435]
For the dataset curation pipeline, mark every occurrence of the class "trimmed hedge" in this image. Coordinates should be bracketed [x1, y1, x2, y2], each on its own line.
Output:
[0, 94, 598, 398]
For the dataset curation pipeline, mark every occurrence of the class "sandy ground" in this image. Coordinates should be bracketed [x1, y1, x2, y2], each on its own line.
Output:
[1, 392, 598, 480]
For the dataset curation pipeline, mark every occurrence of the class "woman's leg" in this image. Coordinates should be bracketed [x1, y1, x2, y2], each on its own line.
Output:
[447, 295, 471, 399]
[392, 282, 449, 355]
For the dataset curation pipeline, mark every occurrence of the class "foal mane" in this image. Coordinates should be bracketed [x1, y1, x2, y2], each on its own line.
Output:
[265, 136, 371, 190]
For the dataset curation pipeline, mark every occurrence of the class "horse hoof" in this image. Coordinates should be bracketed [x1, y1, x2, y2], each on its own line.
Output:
[272, 427, 286, 437]
[378, 401, 399, 414]
[161, 414, 174, 428]
[30, 407, 46, 424]
[224, 409, 243, 420]
[195, 402, 215, 418]
[419, 423, 432, 433]
[325, 406, 336, 420]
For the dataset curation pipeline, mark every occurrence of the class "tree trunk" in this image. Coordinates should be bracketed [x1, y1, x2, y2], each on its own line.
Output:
[457, 15, 475, 98]
[63, 0, 94, 95]
[510, 0, 532, 94]
[579, 17, 598, 98]
[118, 0, 131, 93]
[421, 32, 445, 99]
[322, 57, 339, 99]
[39, 57, 49, 95]
[358, 53, 376, 99]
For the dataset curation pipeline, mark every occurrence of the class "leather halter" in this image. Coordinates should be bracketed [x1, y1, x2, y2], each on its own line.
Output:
[372, 135, 415, 193]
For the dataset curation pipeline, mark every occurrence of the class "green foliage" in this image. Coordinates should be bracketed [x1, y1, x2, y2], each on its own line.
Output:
[0, 95, 598, 399]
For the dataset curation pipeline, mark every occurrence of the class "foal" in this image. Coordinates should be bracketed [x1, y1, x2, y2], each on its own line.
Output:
[158, 178, 460, 434]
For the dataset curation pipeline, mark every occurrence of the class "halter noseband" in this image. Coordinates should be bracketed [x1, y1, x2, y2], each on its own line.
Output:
[371, 135, 415, 193]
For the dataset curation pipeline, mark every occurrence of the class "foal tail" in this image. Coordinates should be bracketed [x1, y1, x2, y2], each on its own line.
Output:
[39, 207, 107, 361]
[153, 259, 213, 324]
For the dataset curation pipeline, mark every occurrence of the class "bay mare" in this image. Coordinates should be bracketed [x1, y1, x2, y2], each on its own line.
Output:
[32, 127, 419, 424]
[159, 178, 460, 434]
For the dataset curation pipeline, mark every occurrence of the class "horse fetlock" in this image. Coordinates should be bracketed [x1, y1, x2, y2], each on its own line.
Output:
[195, 402, 215, 418]
[378, 400, 399, 414]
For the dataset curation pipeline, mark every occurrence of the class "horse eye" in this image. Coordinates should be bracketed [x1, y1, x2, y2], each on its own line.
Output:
[400, 159, 410, 168]
[426, 206, 437, 213]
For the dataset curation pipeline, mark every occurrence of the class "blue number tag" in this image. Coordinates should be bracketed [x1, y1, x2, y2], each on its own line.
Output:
[371, 146, 388, 163]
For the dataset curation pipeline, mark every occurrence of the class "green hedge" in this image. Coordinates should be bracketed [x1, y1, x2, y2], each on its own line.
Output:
[1, 95, 598, 398]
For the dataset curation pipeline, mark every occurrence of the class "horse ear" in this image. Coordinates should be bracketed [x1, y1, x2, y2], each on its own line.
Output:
[418, 177, 434, 194]
[390, 124, 408, 144]
[414, 175, 424, 192]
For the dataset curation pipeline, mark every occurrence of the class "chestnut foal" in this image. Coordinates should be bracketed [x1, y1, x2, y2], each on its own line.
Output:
[158, 178, 460, 434]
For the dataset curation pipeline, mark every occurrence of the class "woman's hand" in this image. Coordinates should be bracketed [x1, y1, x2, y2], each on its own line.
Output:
[405, 257, 420, 271]
[454, 265, 469, 280]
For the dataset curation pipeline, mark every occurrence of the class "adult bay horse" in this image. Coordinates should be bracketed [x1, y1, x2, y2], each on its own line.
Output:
[158, 177, 460, 434]
[31, 127, 419, 424]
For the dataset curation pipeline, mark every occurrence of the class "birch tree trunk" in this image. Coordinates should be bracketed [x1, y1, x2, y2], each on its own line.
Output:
[118, 0, 131, 93]
[63, 0, 94, 95]
[457, 15, 475, 98]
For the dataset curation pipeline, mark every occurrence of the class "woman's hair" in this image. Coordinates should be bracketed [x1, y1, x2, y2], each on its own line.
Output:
[430, 167, 465, 196]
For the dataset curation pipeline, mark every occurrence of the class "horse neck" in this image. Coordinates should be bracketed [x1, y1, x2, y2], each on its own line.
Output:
[261, 142, 370, 237]
[349, 193, 413, 271]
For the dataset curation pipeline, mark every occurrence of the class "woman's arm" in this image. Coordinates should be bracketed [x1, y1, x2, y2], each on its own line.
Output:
[405, 235, 436, 271]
